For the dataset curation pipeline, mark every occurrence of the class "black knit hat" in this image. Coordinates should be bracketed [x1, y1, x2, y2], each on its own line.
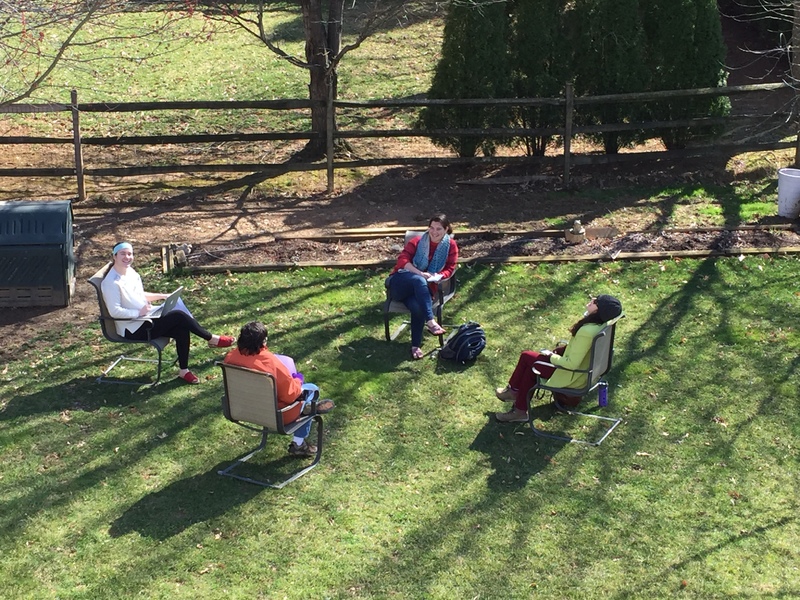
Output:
[595, 294, 622, 322]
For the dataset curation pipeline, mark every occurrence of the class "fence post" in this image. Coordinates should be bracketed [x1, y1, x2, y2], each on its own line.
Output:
[563, 82, 573, 188]
[326, 74, 335, 194]
[70, 89, 85, 202]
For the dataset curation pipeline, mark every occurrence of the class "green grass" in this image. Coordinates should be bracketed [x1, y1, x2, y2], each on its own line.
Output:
[19, 9, 444, 138]
[2, 257, 799, 598]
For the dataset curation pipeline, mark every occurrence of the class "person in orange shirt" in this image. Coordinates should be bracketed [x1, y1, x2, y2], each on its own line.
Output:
[223, 321, 334, 457]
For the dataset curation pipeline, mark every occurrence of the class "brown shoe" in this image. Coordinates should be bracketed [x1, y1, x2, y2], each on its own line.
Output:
[288, 440, 317, 457]
[495, 385, 517, 402]
[302, 399, 335, 415]
[495, 408, 528, 423]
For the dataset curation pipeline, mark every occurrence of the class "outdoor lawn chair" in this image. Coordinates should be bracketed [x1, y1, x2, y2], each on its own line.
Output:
[527, 315, 624, 446]
[217, 362, 323, 488]
[87, 263, 176, 387]
[383, 230, 457, 347]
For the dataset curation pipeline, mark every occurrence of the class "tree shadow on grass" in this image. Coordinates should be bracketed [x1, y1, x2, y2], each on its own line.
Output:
[604, 514, 799, 599]
[1, 351, 222, 421]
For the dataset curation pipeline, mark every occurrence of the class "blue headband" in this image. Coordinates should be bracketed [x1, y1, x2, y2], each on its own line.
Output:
[113, 242, 133, 255]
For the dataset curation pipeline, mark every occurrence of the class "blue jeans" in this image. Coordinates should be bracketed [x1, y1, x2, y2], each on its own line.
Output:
[295, 383, 319, 439]
[388, 270, 434, 347]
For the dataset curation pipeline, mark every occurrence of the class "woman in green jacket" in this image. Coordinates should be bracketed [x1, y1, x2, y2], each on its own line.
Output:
[495, 294, 622, 423]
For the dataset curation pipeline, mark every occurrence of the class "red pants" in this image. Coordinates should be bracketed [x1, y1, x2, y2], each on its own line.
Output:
[508, 346, 578, 411]
[509, 350, 556, 411]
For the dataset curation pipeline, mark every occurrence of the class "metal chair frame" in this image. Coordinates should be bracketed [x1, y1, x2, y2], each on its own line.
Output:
[217, 362, 323, 489]
[527, 315, 624, 446]
[383, 231, 457, 347]
[87, 263, 176, 387]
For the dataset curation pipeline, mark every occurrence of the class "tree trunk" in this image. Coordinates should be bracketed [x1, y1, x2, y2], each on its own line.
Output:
[298, 0, 344, 160]
[793, 0, 800, 165]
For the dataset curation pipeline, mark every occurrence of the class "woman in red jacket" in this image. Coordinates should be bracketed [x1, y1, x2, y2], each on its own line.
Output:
[387, 214, 459, 360]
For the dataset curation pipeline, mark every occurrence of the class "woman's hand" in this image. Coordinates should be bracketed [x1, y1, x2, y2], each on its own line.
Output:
[144, 292, 169, 302]
[138, 303, 152, 317]
[539, 349, 553, 356]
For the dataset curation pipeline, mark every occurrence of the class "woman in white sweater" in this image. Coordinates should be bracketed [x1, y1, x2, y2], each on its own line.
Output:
[101, 242, 233, 384]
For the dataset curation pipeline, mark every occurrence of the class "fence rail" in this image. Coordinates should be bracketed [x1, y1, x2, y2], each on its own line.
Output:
[0, 82, 794, 200]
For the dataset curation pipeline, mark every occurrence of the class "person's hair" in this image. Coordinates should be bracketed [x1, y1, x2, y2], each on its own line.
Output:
[569, 312, 605, 337]
[236, 321, 268, 355]
[569, 295, 622, 336]
[429, 214, 452, 235]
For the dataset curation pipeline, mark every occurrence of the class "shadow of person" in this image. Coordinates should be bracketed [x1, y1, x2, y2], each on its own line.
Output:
[109, 467, 264, 540]
[529, 399, 560, 424]
[469, 411, 567, 490]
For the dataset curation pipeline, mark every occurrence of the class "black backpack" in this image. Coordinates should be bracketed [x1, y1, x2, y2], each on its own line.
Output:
[439, 322, 486, 364]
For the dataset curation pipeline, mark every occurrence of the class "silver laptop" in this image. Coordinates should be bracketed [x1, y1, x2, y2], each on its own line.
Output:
[146, 286, 184, 318]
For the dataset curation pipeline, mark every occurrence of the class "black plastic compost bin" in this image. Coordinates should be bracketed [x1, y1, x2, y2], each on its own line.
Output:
[0, 200, 76, 307]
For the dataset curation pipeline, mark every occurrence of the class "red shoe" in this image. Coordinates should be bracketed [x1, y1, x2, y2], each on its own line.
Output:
[209, 335, 235, 348]
[179, 371, 200, 384]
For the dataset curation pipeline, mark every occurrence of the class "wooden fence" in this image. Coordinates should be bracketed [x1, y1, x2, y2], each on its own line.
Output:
[0, 82, 794, 200]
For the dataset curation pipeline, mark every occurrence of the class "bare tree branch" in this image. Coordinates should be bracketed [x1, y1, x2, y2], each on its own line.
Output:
[0, 0, 198, 105]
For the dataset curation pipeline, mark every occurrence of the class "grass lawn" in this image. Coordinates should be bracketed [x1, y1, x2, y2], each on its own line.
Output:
[1, 256, 799, 599]
[2, 5, 799, 599]
[10, 8, 445, 138]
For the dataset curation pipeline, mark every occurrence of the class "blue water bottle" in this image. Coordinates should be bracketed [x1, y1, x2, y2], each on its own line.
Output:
[598, 384, 608, 407]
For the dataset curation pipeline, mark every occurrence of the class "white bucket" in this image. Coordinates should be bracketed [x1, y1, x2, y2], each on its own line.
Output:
[777, 168, 800, 218]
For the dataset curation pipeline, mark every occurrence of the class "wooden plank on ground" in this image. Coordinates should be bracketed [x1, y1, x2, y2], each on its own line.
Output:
[176, 246, 800, 274]
[456, 175, 558, 185]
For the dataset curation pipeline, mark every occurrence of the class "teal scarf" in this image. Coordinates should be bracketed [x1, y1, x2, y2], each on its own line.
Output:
[413, 233, 451, 274]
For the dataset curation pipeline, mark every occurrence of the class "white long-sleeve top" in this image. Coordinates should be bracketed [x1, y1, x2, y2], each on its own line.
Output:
[100, 267, 149, 336]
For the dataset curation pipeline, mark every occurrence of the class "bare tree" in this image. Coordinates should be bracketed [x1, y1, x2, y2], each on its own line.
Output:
[790, 0, 800, 162]
[0, 1, 196, 105]
[721, 0, 800, 162]
[192, 1, 441, 159]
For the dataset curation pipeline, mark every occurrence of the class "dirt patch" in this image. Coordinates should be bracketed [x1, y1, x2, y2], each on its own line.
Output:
[0, 161, 795, 368]
[184, 227, 800, 269]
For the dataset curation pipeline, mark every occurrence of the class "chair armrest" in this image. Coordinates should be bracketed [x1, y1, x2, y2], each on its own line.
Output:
[279, 401, 302, 415]
[99, 314, 155, 341]
[531, 360, 587, 377]
[432, 273, 456, 302]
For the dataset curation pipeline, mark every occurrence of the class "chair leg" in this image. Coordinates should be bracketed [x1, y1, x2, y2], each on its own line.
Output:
[529, 411, 623, 446]
[528, 387, 623, 446]
[386, 315, 411, 342]
[435, 305, 444, 347]
[96, 346, 173, 387]
[385, 305, 411, 342]
[218, 417, 323, 489]
[273, 415, 323, 489]
[218, 429, 271, 486]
